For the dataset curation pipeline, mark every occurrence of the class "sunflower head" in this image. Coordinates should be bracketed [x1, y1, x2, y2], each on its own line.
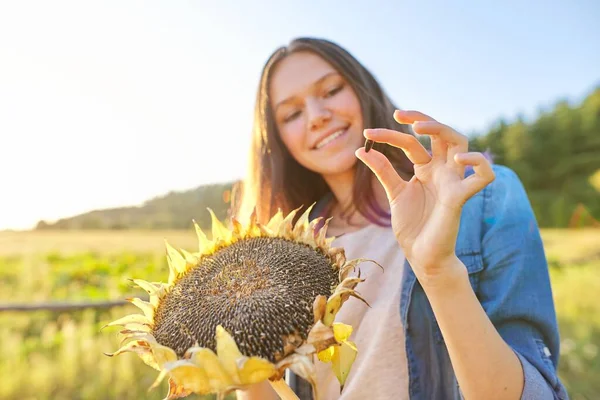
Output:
[103, 205, 376, 400]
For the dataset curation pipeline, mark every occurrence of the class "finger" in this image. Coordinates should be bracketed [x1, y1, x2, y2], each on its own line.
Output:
[363, 128, 432, 165]
[413, 121, 469, 173]
[454, 152, 495, 200]
[428, 135, 448, 161]
[393, 109, 437, 124]
[394, 110, 446, 160]
[412, 121, 467, 146]
[355, 148, 407, 202]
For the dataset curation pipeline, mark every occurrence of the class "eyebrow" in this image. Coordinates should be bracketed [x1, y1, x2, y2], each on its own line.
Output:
[274, 71, 340, 111]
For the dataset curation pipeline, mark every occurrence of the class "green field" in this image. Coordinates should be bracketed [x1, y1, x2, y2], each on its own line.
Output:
[0, 229, 598, 399]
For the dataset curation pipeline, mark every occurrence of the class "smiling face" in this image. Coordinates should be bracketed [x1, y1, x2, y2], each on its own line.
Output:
[269, 51, 364, 180]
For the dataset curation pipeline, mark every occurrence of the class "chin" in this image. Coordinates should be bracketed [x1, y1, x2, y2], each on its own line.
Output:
[311, 151, 359, 177]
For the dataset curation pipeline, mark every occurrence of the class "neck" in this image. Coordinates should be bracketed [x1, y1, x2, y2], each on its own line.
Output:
[322, 169, 354, 215]
[322, 169, 390, 234]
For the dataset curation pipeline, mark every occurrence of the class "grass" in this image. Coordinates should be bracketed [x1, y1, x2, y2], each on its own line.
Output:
[0, 228, 598, 399]
[545, 229, 600, 400]
[0, 229, 210, 400]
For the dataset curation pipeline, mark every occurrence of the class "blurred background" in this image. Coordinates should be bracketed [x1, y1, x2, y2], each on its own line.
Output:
[0, 1, 598, 399]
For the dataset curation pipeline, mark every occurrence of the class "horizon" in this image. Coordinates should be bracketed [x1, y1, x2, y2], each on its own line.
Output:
[2, 80, 597, 233]
[1, 1, 599, 230]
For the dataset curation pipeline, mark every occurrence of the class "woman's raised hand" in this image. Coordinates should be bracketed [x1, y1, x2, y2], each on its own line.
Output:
[356, 110, 495, 284]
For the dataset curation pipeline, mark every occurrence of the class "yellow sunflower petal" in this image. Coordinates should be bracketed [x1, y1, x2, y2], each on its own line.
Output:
[101, 314, 151, 330]
[338, 276, 365, 291]
[339, 258, 383, 281]
[303, 217, 322, 248]
[104, 339, 149, 357]
[236, 356, 276, 384]
[316, 217, 333, 248]
[323, 288, 370, 327]
[215, 325, 242, 384]
[292, 203, 314, 238]
[187, 347, 233, 391]
[193, 219, 213, 253]
[130, 279, 161, 296]
[148, 361, 203, 396]
[246, 208, 262, 237]
[179, 248, 200, 266]
[313, 295, 327, 324]
[278, 207, 300, 238]
[329, 248, 346, 269]
[126, 297, 155, 320]
[231, 217, 245, 239]
[325, 236, 335, 248]
[332, 323, 353, 343]
[331, 340, 358, 390]
[104, 340, 160, 370]
[166, 377, 194, 400]
[257, 222, 275, 237]
[208, 208, 232, 244]
[266, 209, 283, 232]
[130, 279, 167, 307]
[151, 344, 178, 367]
[317, 346, 335, 363]
[150, 360, 212, 395]
[165, 240, 187, 281]
[116, 331, 156, 346]
[276, 353, 318, 400]
[306, 320, 336, 353]
[118, 322, 152, 334]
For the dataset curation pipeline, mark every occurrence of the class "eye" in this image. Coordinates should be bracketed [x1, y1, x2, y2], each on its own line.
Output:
[324, 84, 344, 98]
[283, 110, 301, 123]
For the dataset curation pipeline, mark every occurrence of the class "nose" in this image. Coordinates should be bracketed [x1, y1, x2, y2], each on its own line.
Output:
[305, 97, 331, 131]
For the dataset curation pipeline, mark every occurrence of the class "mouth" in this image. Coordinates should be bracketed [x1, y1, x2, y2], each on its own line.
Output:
[312, 126, 349, 150]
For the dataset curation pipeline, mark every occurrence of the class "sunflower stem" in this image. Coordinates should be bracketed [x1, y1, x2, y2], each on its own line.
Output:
[269, 379, 300, 400]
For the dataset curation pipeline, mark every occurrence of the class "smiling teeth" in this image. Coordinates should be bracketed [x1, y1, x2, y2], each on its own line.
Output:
[315, 129, 345, 149]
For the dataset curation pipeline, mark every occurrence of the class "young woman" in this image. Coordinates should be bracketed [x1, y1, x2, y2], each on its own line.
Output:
[233, 37, 569, 400]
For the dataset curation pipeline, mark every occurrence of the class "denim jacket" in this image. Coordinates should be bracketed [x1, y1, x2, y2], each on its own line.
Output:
[289, 165, 569, 399]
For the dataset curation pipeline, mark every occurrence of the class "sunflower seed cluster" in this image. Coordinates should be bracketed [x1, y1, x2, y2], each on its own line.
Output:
[151, 236, 338, 362]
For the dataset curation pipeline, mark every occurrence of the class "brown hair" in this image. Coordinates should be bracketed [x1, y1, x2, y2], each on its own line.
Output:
[232, 37, 414, 225]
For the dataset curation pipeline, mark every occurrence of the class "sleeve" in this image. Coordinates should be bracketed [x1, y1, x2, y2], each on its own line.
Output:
[477, 165, 570, 400]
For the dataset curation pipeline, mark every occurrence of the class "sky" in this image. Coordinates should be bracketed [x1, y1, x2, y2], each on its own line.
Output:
[0, 0, 598, 230]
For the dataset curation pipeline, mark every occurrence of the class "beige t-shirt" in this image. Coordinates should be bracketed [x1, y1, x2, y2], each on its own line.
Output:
[314, 223, 410, 400]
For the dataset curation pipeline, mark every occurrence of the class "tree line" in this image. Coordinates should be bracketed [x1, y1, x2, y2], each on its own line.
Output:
[469, 86, 599, 227]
